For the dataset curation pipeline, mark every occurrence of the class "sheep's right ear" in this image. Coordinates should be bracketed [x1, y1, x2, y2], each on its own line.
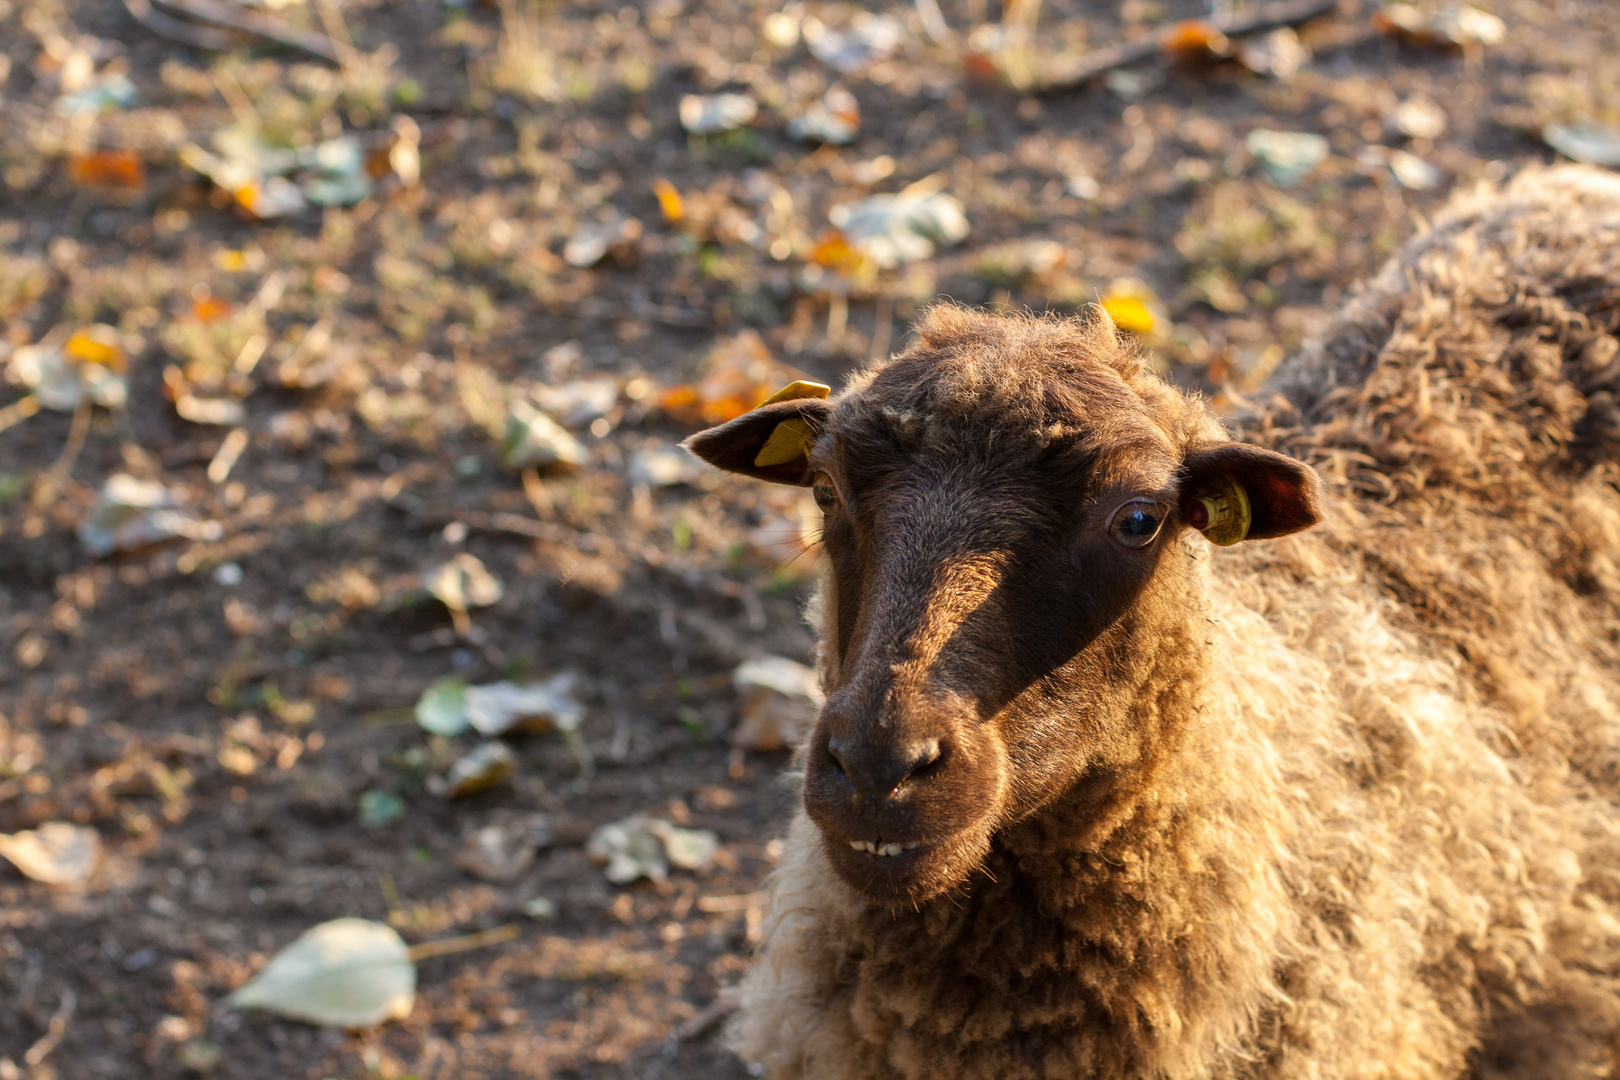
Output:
[681, 383, 832, 486]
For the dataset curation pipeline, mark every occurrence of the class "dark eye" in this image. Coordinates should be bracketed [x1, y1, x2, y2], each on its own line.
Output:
[812, 473, 839, 513]
[1107, 499, 1165, 549]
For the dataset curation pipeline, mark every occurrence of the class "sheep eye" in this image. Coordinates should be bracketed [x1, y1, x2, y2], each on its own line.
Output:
[1107, 499, 1165, 549]
[812, 474, 839, 513]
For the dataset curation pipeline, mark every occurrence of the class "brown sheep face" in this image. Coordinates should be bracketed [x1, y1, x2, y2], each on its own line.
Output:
[685, 313, 1322, 907]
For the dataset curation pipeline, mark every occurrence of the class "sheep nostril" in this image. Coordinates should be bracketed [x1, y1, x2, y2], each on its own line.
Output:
[826, 739, 852, 779]
[902, 739, 943, 783]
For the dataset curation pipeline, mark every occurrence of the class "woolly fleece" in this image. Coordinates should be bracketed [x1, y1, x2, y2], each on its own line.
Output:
[727, 165, 1620, 1079]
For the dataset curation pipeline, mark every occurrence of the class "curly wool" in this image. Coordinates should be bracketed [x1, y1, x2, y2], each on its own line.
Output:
[728, 165, 1620, 1079]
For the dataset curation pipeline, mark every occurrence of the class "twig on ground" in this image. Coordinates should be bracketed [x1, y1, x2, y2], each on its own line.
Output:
[520, 467, 554, 521]
[24, 987, 76, 1067]
[140, 0, 341, 61]
[466, 510, 619, 557]
[358, 707, 418, 727]
[1032, 0, 1338, 92]
[671, 994, 738, 1042]
[405, 923, 519, 962]
[122, 0, 237, 52]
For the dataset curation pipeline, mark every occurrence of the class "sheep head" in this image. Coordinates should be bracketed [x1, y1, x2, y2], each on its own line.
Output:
[685, 308, 1322, 907]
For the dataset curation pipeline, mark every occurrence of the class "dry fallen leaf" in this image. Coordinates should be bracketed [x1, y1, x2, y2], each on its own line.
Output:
[1371, 2, 1504, 47]
[225, 918, 415, 1028]
[733, 655, 822, 751]
[503, 400, 587, 470]
[827, 175, 969, 269]
[1236, 27, 1309, 79]
[77, 474, 221, 558]
[657, 330, 811, 425]
[1388, 150, 1441, 190]
[585, 814, 720, 884]
[678, 93, 758, 135]
[1162, 19, 1231, 62]
[1543, 123, 1620, 167]
[807, 229, 868, 279]
[1391, 96, 1447, 140]
[660, 822, 720, 871]
[56, 70, 136, 116]
[180, 129, 382, 219]
[804, 13, 905, 73]
[425, 553, 505, 621]
[1245, 129, 1329, 186]
[628, 444, 706, 488]
[652, 178, 685, 223]
[532, 376, 619, 429]
[416, 674, 584, 739]
[8, 326, 128, 412]
[787, 86, 861, 145]
[69, 149, 146, 189]
[1100, 278, 1170, 340]
[438, 741, 518, 799]
[562, 212, 643, 268]
[465, 674, 584, 737]
[452, 813, 552, 882]
[0, 823, 102, 887]
[165, 366, 248, 427]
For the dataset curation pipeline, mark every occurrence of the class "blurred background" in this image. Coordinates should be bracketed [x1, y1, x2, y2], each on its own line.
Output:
[0, 0, 1616, 1076]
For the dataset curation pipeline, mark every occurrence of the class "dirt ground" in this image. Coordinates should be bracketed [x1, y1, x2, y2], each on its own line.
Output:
[1, 0, 1617, 1076]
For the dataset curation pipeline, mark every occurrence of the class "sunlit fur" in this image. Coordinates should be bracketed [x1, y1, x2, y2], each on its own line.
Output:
[726, 166, 1620, 1079]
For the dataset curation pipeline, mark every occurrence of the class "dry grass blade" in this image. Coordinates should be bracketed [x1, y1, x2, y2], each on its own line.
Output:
[313, 0, 361, 69]
[0, 394, 41, 435]
[33, 395, 91, 507]
[1033, 0, 1339, 91]
[489, 0, 556, 101]
[694, 892, 765, 914]
[404, 923, 520, 962]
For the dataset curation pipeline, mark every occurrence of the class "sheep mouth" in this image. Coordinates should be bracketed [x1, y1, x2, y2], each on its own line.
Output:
[824, 826, 983, 906]
[848, 839, 923, 857]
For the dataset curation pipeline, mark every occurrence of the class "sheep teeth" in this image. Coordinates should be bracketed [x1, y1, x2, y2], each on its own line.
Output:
[848, 839, 921, 857]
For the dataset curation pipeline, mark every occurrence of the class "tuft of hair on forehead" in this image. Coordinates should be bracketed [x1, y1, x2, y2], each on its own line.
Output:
[838, 304, 1221, 457]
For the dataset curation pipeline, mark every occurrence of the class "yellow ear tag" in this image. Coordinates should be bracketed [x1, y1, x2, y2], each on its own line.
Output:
[760, 380, 831, 406]
[1193, 475, 1251, 546]
[751, 382, 831, 468]
[754, 418, 816, 467]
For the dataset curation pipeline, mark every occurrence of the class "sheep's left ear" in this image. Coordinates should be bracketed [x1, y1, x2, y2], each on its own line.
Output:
[681, 381, 832, 486]
[1179, 443, 1323, 545]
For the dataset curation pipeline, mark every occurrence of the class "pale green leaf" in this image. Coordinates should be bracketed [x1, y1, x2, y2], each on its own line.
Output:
[415, 679, 470, 736]
[225, 918, 415, 1028]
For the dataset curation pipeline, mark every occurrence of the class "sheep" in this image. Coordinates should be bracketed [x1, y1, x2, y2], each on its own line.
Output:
[683, 164, 1620, 1080]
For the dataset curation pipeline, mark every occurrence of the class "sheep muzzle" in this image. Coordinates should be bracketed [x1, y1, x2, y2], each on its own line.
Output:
[803, 701, 1006, 905]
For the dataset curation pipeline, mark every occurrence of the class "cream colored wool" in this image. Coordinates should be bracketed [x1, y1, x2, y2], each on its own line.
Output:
[728, 166, 1620, 1079]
